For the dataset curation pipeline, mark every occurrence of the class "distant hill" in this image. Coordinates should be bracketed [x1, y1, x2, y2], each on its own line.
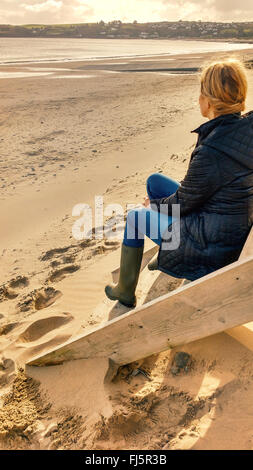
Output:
[0, 21, 253, 41]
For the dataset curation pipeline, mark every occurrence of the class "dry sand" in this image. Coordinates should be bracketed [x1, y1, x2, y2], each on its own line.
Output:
[1, 48, 253, 450]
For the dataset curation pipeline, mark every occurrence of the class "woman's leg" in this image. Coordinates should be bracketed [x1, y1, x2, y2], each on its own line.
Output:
[123, 206, 173, 248]
[105, 206, 172, 307]
[147, 173, 180, 200]
[105, 173, 179, 307]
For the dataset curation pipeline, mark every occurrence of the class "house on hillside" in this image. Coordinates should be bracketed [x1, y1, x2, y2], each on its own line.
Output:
[139, 32, 149, 38]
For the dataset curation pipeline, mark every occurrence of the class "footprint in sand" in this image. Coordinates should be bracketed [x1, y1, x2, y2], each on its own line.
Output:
[18, 313, 73, 343]
[41, 238, 115, 271]
[61, 254, 77, 264]
[0, 285, 19, 303]
[50, 254, 77, 268]
[91, 245, 106, 256]
[0, 322, 19, 336]
[41, 245, 86, 272]
[16, 287, 62, 313]
[9, 276, 29, 290]
[79, 239, 96, 249]
[41, 246, 73, 261]
[48, 264, 80, 283]
[0, 356, 15, 386]
[40, 238, 118, 284]
[103, 240, 120, 249]
[91, 240, 120, 256]
[50, 260, 62, 268]
[0, 276, 29, 303]
[93, 387, 204, 450]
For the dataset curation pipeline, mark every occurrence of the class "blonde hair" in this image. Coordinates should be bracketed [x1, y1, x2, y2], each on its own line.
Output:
[200, 58, 248, 116]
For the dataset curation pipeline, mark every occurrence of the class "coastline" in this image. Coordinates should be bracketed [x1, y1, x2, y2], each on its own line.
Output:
[1, 37, 253, 66]
[1, 47, 253, 450]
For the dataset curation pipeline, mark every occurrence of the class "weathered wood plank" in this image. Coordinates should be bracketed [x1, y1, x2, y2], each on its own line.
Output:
[225, 226, 253, 347]
[27, 255, 253, 368]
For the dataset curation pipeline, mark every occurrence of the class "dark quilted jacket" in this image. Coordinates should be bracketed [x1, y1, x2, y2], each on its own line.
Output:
[150, 112, 253, 281]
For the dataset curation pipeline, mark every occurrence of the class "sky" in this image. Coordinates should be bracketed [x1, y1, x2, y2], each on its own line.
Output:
[1, 0, 253, 25]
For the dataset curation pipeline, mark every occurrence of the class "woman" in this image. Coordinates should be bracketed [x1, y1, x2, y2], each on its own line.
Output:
[105, 58, 253, 308]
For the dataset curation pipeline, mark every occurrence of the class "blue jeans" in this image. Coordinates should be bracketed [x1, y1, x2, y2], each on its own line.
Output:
[123, 173, 180, 248]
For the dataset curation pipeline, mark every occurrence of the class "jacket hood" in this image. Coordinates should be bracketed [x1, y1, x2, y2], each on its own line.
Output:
[192, 112, 253, 170]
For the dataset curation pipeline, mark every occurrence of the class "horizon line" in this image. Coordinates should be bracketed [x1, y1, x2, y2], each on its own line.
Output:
[2, 20, 253, 26]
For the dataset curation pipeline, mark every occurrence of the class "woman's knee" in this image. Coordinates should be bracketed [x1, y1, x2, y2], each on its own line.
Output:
[147, 172, 180, 199]
[146, 173, 162, 194]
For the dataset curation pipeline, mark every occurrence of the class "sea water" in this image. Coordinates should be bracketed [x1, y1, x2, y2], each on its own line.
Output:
[0, 37, 252, 65]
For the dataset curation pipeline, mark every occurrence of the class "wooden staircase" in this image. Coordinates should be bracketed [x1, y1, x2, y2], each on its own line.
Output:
[26, 227, 253, 382]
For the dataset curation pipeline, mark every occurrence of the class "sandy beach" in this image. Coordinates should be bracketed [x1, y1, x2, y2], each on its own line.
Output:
[1, 47, 253, 450]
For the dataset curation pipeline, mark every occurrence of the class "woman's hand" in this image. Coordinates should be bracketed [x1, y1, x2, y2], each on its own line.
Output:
[143, 196, 150, 208]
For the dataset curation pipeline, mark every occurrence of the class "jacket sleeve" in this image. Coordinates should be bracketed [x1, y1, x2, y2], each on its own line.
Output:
[150, 147, 221, 216]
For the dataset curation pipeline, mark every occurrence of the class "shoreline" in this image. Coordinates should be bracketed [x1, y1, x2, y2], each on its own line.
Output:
[1, 49, 253, 71]
[1, 38, 252, 66]
[1, 35, 253, 43]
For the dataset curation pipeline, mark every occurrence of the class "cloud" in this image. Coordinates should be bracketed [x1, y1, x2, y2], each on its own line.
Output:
[22, 0, 63, 13]
[1, 0, 253, 24]
[0, 0, 94, 23]
[161, 0, 253, 21]
[185, 0, 253, 12]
